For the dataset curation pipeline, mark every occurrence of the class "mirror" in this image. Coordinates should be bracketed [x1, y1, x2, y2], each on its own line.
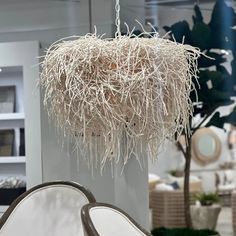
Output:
[192, 128, 221, 166]
[198, 134, 216, 157]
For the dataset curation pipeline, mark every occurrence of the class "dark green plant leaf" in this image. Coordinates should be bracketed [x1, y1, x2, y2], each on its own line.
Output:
[198, 52, 226, 68]
[231, 59, 236, 88]
[192, 4, 203, 24]
[163, 21, 192, 44]
[209, 0, 236, 49]
[191, 22, 211, 50]
[205, 112, 226, 129]
[225, 106, 236, 126]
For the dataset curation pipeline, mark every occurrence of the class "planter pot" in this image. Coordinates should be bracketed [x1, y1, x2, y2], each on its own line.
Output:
[190, 205, 221, 230]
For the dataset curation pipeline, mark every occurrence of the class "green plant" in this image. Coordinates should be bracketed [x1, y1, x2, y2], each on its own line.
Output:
[151, 227, 219, 236]
[195, 192, 220, 206]
[168, 170, 184, 177]
[164, 0, 236, 227]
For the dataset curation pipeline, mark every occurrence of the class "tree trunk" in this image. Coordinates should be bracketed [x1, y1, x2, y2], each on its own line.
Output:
[184, 136, 192, 228]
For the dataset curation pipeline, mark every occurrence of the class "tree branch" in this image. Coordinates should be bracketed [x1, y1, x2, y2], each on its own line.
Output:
[192, 110, 215, 134]
[177, 140, 187, 158]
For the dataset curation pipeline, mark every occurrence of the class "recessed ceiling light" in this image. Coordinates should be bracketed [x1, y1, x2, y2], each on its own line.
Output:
[0, 68, 3, 72]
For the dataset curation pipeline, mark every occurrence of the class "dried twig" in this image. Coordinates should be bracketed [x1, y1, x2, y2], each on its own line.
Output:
[40, 31, 201, 171]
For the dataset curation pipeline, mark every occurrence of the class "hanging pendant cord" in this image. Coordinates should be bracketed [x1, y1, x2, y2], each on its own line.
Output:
[89, 0, 92, 33]
[115, 0, 121, 37]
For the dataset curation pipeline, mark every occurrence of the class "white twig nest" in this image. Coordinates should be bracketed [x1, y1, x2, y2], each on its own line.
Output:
[40, 33, 200, 170]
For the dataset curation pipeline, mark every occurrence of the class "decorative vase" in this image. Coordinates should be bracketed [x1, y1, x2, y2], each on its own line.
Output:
[190, 204, 221, 230]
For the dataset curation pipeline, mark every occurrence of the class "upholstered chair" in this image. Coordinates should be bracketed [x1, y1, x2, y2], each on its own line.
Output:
[81, 202, 152, 236]
[0, 181, 96, 236]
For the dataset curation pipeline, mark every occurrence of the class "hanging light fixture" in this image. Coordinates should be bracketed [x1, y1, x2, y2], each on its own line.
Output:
[40, 0, 201, 171]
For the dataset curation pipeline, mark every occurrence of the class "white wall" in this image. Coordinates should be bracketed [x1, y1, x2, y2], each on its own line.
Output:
[149, 141, 185, 179]
[119, 0, 145, 33]
[0, 0, 113, 46]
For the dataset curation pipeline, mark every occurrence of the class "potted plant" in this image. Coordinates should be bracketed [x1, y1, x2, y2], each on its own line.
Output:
[190, 192, 221, 230]
[195, 192, 220, 206]
[168, 169, 184, 178]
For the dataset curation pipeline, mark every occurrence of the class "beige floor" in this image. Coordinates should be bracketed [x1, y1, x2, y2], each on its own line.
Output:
[217, 207, 233, 236]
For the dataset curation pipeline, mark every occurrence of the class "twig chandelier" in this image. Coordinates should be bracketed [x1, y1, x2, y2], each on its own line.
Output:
[40, 0, 201, 171]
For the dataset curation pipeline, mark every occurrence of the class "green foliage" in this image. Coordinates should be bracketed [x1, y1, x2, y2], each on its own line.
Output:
[191, 22, 211, 50]
[195, 192, 220, 206]
[151, 227, 219, 236]
[205, 112, 226, 129]
[164, 0, 236, 126]
[167, 170, 183, 177]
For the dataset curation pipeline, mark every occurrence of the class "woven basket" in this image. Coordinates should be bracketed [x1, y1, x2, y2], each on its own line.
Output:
[231, 191, 236, 235]
[149, 190, 197, 229]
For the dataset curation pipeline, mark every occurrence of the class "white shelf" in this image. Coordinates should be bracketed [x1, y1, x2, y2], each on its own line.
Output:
[0, 205, 8, 213]
[0, 113, 24, 128]
[0, 113, 24, 121]
[0, 156, 25, 164]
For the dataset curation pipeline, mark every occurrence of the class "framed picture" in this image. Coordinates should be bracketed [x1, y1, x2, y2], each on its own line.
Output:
[0, 86, 15, 113]
[0, 129, 14, 156]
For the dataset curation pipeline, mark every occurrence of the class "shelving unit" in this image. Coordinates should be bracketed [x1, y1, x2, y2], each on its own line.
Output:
[0, 66, 26, 211]
[0, 156, 26, 164]
[0, 113, 24, 129]
[0, 113, 24, 120]
[0, 41, 41, 215]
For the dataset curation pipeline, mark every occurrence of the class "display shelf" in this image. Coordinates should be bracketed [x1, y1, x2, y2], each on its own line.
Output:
[0, 156, 25, 164]
[0, 113, 25, 129]
[0, 113, 24, 121]
[0, 42, 41, 193]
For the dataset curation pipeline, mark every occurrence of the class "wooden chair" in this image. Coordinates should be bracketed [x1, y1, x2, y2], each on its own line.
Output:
[81, 202, 152, 236]
[0, 181, 96, 236]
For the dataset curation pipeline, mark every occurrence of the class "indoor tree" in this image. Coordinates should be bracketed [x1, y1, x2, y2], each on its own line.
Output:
[164, 0, 236, 227]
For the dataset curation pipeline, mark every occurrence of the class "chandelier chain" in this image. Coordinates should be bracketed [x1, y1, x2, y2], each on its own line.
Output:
[115, 0, 121, 37]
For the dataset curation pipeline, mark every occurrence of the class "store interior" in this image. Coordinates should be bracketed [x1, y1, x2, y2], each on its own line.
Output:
[0, 0, 235, 236]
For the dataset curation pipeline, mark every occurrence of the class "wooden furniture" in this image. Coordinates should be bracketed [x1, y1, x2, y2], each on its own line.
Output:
[149, 190, 197, 229]
[231, 191, 236, 235]
[81, 202, 152, 236]
[0, 181, 96, 236]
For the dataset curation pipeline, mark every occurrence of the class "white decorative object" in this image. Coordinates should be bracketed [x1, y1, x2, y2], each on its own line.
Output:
[191, 205, 221, 230]
[40, 0, 201, 170]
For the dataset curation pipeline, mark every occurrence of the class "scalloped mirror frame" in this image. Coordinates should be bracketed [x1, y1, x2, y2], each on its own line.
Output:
[192, 127, 222, 166]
